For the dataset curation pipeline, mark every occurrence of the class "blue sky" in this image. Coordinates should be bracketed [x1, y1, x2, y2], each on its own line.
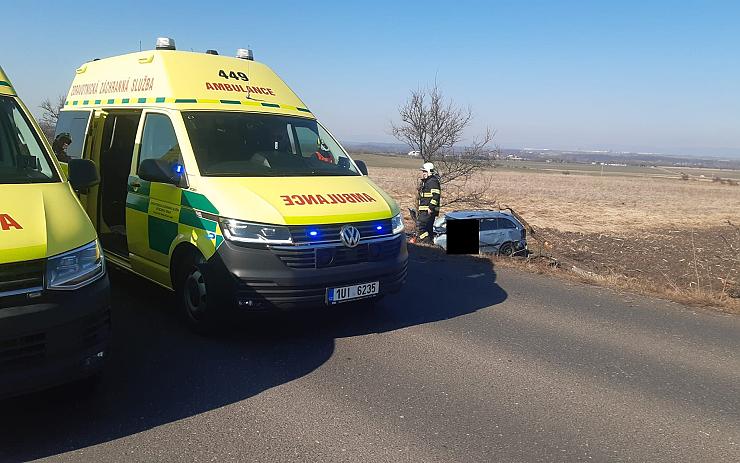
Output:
[2, 0, 739, 157]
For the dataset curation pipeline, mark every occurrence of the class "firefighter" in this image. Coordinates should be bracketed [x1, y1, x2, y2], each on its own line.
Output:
[416, 162, 441, 243]
[52, 132, 72, 163]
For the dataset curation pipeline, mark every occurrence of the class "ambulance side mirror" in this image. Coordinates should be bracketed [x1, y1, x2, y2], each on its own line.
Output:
[355, 160, 369, 175]
[139, 159, 186, 187]
[68, 159, 100, 192]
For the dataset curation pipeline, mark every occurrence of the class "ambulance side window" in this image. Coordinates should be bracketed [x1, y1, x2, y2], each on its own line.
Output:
[138, 113, 181, 168]
[54, 110, 93, 161]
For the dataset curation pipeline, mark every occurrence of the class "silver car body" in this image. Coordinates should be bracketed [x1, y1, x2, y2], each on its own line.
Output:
[433, 210, 527, 254]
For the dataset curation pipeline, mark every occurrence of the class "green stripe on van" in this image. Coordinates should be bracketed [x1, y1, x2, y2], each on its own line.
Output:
[62, 95, 312, 115]
[126, 194, 150, 213]
[148, 216, 178, 255]
[179, 208, 218, 232]
[181, 191, 218, 214]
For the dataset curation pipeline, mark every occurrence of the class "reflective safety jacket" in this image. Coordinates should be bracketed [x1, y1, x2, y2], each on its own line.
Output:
[417, 175, 441, 215]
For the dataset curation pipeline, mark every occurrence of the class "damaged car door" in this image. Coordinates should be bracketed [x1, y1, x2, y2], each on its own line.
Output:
[479, 218, 505, 253]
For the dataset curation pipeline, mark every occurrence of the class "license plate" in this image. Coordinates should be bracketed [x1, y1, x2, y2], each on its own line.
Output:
[327, 281, 379, 304]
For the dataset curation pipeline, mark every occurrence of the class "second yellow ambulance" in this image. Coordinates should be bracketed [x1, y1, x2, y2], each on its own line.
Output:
[1, 66, 110, 397]
[55, 38, 407, 329]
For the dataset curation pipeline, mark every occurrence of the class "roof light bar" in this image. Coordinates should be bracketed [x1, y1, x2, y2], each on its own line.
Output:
[155, 37, 176, 50]
[236, 48, 254, 60]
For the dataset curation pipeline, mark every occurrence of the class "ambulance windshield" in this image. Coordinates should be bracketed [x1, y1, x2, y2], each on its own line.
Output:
[0, 96, 58, 184]
[183, 112, 361, 177]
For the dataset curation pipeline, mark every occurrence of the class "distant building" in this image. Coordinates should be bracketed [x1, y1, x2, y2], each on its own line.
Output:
[408, 150, 420, 157]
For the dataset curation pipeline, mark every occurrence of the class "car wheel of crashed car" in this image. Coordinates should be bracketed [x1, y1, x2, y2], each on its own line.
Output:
[498, 242, 515, 257]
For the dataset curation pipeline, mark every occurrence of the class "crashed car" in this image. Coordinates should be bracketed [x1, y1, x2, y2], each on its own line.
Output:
[433, 210, 527, 256]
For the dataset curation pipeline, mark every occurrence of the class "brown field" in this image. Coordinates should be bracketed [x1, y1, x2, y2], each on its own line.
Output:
[355, 153, 740, 313]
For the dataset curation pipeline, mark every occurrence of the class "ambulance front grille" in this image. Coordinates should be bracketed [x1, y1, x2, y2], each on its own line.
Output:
[0, 260, 44, 298]
[0, 307, 110, 372]
[271, 235, 403, 269]
[0, 332, 46, 368]
[288, 219, 393, 245]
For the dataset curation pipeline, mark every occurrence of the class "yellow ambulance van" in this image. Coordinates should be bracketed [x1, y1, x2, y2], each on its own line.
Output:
[56, 38, 407, 329]
[0, 66, 110, 398]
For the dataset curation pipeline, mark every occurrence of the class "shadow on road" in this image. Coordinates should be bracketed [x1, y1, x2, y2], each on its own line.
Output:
[0, 245, 506, 461]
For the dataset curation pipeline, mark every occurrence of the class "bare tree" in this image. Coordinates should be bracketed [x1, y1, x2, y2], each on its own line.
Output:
[38, 95, 66, 142]
[391, 84, 496, 207]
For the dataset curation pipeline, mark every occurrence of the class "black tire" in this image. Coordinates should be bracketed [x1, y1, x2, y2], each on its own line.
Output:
[498, 242, 515, 257]
[175, 250, 216, 333]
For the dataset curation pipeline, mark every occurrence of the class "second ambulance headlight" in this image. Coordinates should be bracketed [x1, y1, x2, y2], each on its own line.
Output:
[46, 240, 105, 290]
[220, 218, 293, 245]
[391, 213, 405, 235]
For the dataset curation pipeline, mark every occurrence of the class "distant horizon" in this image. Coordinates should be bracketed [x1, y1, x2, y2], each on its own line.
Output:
[342, 140, 740, 161]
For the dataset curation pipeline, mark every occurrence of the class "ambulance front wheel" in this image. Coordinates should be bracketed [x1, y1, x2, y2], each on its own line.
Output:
[175, 250, 214, 332]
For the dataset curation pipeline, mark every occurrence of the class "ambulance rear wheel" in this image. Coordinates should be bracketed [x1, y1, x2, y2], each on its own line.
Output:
[176, 251, 214, 332]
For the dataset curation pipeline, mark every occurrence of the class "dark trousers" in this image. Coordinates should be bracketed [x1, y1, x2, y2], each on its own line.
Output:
[417, 211, 436, 243]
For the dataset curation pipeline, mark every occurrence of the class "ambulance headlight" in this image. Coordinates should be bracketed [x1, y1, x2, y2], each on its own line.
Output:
[46, 240, 105, 290]
[220, 218, 292, 245]
[391, 213, 405, 235]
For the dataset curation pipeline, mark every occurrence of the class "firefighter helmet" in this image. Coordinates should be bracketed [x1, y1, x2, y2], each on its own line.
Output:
[420, 162, 435, 173]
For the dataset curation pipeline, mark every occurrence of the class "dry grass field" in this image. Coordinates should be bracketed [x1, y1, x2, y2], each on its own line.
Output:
[355, 153, 740, 313]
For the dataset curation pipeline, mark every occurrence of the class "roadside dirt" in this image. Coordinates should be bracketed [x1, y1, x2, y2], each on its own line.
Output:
[533, 224, 740, 311]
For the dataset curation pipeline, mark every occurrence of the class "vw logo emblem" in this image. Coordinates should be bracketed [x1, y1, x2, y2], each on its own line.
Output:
[340, 225, 361, 248]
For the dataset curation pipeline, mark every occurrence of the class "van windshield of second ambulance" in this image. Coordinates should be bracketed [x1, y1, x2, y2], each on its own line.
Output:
[0, 96, 58, 184]
[184, 112, 361, 177]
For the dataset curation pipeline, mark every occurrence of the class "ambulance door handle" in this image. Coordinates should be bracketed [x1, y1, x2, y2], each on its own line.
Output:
[129, 180, 141, 192]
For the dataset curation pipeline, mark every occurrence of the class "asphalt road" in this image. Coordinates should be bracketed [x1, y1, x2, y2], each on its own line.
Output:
[1, 246, 739, 462]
